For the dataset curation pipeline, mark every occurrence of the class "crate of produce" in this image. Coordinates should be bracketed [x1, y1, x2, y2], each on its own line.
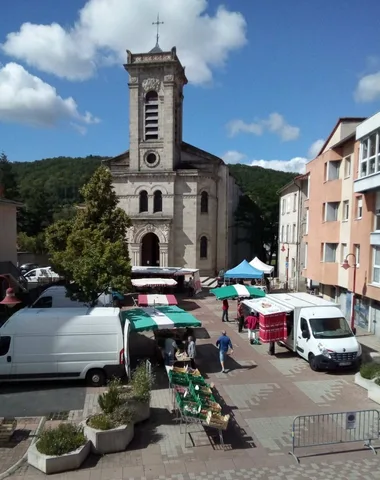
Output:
[191, 382, 213, 397]
[181, 400, 202, 418]
[169, 370, 189, 386]
[175, 390, 197, 406]
[187, 368, 202, 377]
[206, 412, 230, 430]
[172, 366, 188, 374]
[200, 397, 222, 412]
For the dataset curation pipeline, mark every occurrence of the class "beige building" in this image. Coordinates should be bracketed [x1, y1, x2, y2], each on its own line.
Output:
[277, 174, 309, 290]
[104, 44, 243, 275]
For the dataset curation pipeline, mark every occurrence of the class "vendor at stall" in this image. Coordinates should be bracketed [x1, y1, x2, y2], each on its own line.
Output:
[164, 336, 178, 366]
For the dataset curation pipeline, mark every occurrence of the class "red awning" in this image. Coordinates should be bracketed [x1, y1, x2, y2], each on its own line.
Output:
[138, 294, 178, 307]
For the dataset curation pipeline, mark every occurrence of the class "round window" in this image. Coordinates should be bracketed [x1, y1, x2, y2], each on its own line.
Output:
[146, 153, 157, 165]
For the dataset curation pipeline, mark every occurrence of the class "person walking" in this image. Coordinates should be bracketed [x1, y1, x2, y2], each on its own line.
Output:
[188, 276, 195, 297]
[222, 299, 229, 322]
[245, 310, 259, 344]
[237, 299, 244, 332]
[216, 330, 233, 373]
[187, 335, 197, 369]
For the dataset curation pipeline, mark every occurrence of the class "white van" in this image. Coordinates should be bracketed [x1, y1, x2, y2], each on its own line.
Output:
[0, 307, 130, 386]
[31, 286, 113, 308]
[243, 292, 362, 371]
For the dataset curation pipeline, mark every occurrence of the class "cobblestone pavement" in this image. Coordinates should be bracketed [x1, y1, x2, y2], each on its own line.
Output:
[7, 293, 380, 479]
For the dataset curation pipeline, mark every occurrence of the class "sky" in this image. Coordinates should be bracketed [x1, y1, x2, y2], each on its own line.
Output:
[1, 0, 380, 173]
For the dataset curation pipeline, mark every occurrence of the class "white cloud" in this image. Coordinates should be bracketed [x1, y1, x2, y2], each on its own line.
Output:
[227, 112, 300, 141]
[355, 71, 380, 102]
[222, 150, 247, 164]
[0, 62, 100, 129]
[1, 0, 247, 85]
[308, 138, 324, 159]
[249, 157, 307, 173]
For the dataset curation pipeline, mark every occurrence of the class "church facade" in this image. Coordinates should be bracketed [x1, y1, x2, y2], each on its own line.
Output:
[104, 45, 244, 275]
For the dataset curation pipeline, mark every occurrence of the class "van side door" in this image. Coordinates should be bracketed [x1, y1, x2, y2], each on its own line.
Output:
[0, 336, 13, 379]
[296, 317, 311, 360]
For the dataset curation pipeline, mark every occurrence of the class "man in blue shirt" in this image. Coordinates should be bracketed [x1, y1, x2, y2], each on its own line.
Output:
[216, 330, 233, 373]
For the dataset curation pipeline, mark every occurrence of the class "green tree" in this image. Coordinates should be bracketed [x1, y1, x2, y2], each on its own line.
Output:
[45, 166, 132, 305]
[0, 152, 18, 200]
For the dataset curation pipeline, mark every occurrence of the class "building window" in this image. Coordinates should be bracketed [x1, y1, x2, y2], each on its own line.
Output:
[287, 197, 290, 213]
[304, 243, 308, 268]
[344, 156, 351, 178]
[292, 224, 296, 243]
[343, 200, 349, 221]
[281, 225, 284, 242]
[139, 190, 148, 212]
[281, 198, 286, 215]
[153, 190, 162, 213]
[293, 193, 297, 212]
[360, 131, 380, 178]
[327, 160, 341, 181]
[356, 197, 363, 219]
[354, 244, 360, 267]
[305, 208, 309, 235]
[286, 225, 289, 242]
[200, 236, 208, 259]
[200, 191, 208, 213]
[144, 91, 159, 140]
[324, 243, 338, 263]
[373, 246, 380, 284]
[324, 202, 339, 222]
[340, 243, 348, 264]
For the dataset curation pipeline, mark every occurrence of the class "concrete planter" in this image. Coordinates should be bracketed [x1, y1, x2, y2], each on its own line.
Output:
[28, 440, 90, 475]
[83, 419, 134, 454]
[120, 387, 151, 424]
[354, 372, 376, 391]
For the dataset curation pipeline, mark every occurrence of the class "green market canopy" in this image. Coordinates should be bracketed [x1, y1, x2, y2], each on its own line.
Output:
[210, 284, 266, 300]
[121, 305, 202, 332]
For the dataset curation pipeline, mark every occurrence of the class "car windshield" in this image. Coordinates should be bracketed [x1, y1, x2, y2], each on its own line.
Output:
[309, 317, 353, 339]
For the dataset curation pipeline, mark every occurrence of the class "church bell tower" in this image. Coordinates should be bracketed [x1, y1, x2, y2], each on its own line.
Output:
[124, 32, 188, 172]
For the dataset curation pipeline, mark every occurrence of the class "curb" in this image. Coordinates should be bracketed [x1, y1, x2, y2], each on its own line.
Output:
[0, 417, 46, 480]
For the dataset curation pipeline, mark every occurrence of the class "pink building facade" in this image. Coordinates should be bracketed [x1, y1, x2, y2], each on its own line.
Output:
[303, 115, 380, 335]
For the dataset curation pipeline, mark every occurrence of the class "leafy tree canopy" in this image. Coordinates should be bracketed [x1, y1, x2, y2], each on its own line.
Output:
[45, 166, 132, 305]
[0, 152, 18, 200]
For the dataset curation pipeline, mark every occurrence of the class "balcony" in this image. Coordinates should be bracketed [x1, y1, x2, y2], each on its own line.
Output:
[354, 172, 380, 193]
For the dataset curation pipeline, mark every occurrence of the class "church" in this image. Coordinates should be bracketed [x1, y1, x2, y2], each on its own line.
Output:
[104, 41, 245, 276]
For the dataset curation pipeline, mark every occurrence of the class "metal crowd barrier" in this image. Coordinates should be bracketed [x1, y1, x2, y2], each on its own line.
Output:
[289, 409, 380, 463]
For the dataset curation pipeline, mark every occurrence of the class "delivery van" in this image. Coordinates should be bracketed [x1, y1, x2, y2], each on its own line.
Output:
[30, 285, 113, 308]
[0, 307, 130, 386]
[244, 292, 362, 371]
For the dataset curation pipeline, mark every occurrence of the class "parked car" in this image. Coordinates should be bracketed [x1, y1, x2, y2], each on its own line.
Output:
[23, 266, 60, 283]
[19, 263, 39, 275]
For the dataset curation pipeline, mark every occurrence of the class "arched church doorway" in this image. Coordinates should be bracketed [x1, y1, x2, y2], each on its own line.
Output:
[141, 232, 160, 266]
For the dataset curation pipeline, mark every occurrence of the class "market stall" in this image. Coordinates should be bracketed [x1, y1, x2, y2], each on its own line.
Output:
[210, 284, 265, 300]
[137, 294, 178, 307]
[224, 259, 264, 280]
[131, 278, 178, 288]
[249, 257, 274, 275]
[167, 365, 230, 446]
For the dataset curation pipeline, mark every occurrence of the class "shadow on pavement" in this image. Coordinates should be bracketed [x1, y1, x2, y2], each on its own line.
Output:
[196, 343, 257, 376]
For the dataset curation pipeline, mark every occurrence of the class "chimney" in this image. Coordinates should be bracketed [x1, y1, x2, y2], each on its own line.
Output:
[0, 185, 4, 198]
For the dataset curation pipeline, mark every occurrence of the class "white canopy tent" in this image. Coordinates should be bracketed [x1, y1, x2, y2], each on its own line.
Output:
[249, 257, 274, 275]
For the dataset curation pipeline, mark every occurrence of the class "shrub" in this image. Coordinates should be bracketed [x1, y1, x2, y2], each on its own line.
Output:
[110, 403, 134, 426]
[37, 423, 86, 456]
[375, 377, 380, 387]
[98, 378, 123, 414]
[360, 363, 380, 380]
[87, 414, 116, 431]
[130, 362, 153, 404]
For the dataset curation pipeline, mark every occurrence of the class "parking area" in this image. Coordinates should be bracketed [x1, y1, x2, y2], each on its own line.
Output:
[0, 380, 87, 417]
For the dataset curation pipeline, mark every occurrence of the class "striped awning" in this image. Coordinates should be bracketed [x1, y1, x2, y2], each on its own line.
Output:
[138, 294, 178, 306]
[210, 284, 266, 300]
[121, 306, 201, 332]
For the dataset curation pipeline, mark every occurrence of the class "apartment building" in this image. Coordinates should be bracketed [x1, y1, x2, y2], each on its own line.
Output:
[301, 116, 380, 334]
[277, 173, 309, 290]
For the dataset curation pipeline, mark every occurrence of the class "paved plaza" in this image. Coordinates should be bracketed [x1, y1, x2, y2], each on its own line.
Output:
[2, 293, 380, 479]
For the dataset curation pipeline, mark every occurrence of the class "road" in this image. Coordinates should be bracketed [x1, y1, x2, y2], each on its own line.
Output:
[0, 380, 87, 418]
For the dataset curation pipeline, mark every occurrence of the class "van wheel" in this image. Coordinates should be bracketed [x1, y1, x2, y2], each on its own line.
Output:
[86, 369, 106, 387]
[309, 354, 319, 372]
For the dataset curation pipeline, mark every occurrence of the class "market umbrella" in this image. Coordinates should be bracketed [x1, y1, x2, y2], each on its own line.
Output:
[138, 294, 178, 306]
[210, 284, 265, 300]
[120, 305, 201, 332]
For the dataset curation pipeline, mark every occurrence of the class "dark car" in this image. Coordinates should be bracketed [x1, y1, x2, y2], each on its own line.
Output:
[19, 263, 39, 275]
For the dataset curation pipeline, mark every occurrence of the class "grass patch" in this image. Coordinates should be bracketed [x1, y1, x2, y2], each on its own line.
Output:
[360, 362, 380, 380]
[37, 423, 86, 456]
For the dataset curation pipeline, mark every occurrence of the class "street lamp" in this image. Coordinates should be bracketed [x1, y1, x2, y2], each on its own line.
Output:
[341, 253, 357, 331]
[0, 275, 22, 308]
[281, 243, 290, 291]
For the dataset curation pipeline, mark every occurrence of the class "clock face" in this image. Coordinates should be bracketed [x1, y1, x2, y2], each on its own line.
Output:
[145, 151, 160, 167]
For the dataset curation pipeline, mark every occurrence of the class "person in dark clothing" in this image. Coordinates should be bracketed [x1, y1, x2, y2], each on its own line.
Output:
[222, 299, 229, 322]
[216, 331, 233, 373]
[237, 299, 244, 332]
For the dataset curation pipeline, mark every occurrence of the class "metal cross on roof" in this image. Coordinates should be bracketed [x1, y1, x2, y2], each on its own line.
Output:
[152, 13, 164, 47]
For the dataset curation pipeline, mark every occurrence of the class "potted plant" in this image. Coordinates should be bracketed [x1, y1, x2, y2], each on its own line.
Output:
[28, 423, 90, 474]
[83, 379, 135, 454]
[122, 362, 152, 423]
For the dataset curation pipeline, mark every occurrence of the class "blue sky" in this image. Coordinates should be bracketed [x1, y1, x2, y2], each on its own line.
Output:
[1, 0, 380, 172]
